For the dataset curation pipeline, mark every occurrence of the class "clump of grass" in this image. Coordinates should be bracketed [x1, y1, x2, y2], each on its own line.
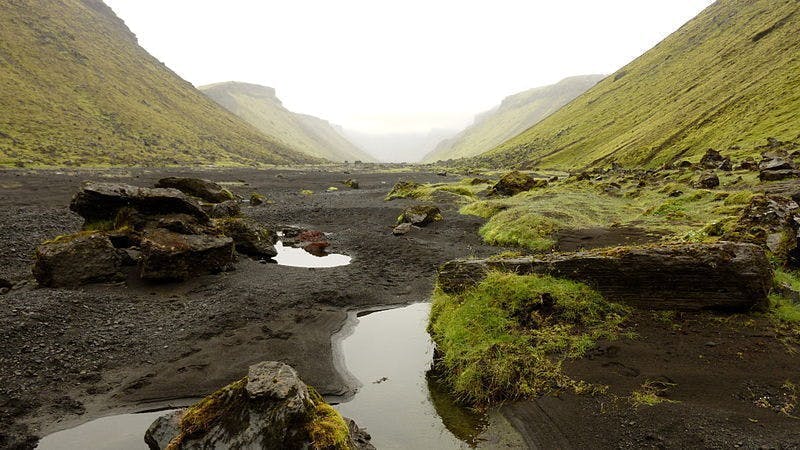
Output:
[386, 179, 489, 201]
[305, 398, 350, 450]
[630, 380, 678, 407]
[300, 189, 314, 196]
[168, 378, 248, 449]
[429, 271, 629, 404]
[771, 269, 800, 325]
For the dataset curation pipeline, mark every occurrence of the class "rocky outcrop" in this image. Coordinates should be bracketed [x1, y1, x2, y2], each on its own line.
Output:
[437, 242, 771, 312]
[398, 204, 442, 227]
[490, 171, 545, 196]
[155, 177, 234, 203]
[696, 171, 720, 189]
[759, 157, 800, 181]
[699, 148, 731, 171]
[214, 218, 278, 258]
[203, 200, 241, 219]
[145, 361, 374, 450]
[33, 233, 124, 287]
[139, 230, 235, 281]
[70, 182, 208, 223]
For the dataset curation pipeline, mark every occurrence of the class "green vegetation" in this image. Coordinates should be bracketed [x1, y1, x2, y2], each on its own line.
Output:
[385, 179, 491, 202]
[771, 269, 800, 324]
[629, 380, 678, 407]
[423, 75, 604, 162]
[476, 0, 800, 169]
[428, 271, 629, 404]
[0, 1, 315, 167]
[306, 389, 351, 450]
[169, 378, 248, 450]
[200, 82, 374, 163]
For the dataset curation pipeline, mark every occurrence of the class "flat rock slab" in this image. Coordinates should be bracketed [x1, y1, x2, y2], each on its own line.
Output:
[438, 242, 771, 312]
[33, 233, 124, 287]
[139, 229, 234, 281]
[155, 177, 233, 203]
[70, 182, 208, 223]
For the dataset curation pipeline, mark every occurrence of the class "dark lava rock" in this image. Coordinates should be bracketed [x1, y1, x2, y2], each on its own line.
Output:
[437, 242, 771, 312]
[156, 214, 205, 235]
[139, 229, 234, 281]
[398, 204, 442, 227]
[249, 193, 266, 206]
[155, 177, 233, 204]
[70, 182, 208, 223]
[342, 178, 359, 189]
[696, 171, 720, 189]
[723, 194, 800, 260]
[700, 148, 726, 169]
[490, 171, 544, 196]
[144, 361, 375, 450]
[203, 199, 241, 218]
[759, 169, 800, 181]
[215, 217, 278, 258]
[33, 233, 124, 287]
[718, 157, 733, 171]
[736, 157, 759, 171]
[759, 158, 794, 172]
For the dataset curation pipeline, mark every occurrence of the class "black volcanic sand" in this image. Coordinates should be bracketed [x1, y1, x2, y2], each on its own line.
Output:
[1, 167, 799, 449]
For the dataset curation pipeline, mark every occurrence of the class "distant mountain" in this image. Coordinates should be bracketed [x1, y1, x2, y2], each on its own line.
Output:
[478, 0, 800, 169]
[344, 128, 458, 163]
[422, 75, 604, 163]
[200, 82, 375, 163]
[0, 0, 314, 167]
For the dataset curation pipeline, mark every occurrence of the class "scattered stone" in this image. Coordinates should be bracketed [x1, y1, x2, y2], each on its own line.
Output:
[249, 193, 266, 206]
[392, 222, 417, 235]
[436, 170, 447, 176]
[700, 149, 726, 169]
[214, 217, 278, 258]
[139, 229, 235, 281]
[759, 169, 800, 181]
[696, 171, 720, 189]
[668, 190, 684, 197]
[736, 157, 759, 171]
[154, 177, 233, 203]
[342, 178, 359, 189]
[718, 158, 732, 171]
[723, 194, 800, 260]
[759, 158, 794, 172]
[33, 233, 124, 287]
[70, 182, 208, 223]
[437, 242, 771, 312]
[144, 361, 374, 450]
[490, 171, 542, 196]
[397, 204, 442, 227]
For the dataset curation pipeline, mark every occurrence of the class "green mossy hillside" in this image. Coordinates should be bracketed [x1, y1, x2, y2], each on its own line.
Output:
[0, 0, 316, 167]
[429, 271, 629, 404]
[423, 75, 604, 163]
[201, 82, 375, 163]
[477, 0, 800, 170]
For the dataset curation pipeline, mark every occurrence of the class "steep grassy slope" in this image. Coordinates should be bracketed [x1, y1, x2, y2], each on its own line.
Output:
[478, 0, 800, 170]
[423, 75, 603, 163]
[0, 0, 314, 167]
[201, 82, 374, 162]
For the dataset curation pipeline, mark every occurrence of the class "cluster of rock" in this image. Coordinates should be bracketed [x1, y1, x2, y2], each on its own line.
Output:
[145, 361, 374, 450]
[724, 193, 800, 264]
[33, 178, 278, 287]
[438, 242, 771, 312]
[393, 204, 442, 235]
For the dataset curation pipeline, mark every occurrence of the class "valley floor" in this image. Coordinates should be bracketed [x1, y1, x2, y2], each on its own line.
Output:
[0, 167, 798, 449]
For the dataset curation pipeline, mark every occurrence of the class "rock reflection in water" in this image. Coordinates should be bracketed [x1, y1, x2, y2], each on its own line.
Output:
[270, 240, 351, 268]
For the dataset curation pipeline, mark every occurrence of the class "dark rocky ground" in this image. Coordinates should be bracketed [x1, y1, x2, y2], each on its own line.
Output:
[1, 167, 799, 449]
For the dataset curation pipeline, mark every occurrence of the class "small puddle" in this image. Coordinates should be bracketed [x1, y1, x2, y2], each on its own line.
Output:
[36, 409, 180, 450]
[270, 240, 351, 268]
[333, 303, 486, 449]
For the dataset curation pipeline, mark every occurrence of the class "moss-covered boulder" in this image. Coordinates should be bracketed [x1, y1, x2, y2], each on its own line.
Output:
[139, 229, 235, 281]
[249, 193, 266, 206]
[342, 178, 359, 189]
[33, 232, 125, 287]
[490, 171, 543, 196]
[214, 217, 278, 258]
[155, 177, 234, 204]
[144, 361, 374, 450]
[70, 182, 209, 224]
[397, 204, 442, 227]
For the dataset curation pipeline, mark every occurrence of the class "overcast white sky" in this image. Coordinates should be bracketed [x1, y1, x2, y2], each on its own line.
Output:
[104, 0, 714, 134]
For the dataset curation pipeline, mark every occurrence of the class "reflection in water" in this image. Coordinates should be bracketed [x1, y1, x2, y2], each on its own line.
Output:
[271, 240, 351, 268]
[36, 409, 179, 450]
[333, 303, 486, 449]
[426, 373, 488, 445]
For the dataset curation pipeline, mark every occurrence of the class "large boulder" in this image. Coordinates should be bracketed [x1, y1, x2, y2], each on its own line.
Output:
[397, 204, 442, 227]
[437, 242, 771, 312]
[33, 233, 124, 287]
[696, 171, 720, 189]
[155, 177, 234, 204]
[214, 218, 278, 258]
[139, 229, 235, 281]
[490, 171, 544, 196]
[144, 361, 374, 450]
[70, 182, 208, 224]
[759, 169, 800, 181]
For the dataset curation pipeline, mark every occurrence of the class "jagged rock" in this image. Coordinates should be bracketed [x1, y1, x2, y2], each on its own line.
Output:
[437, 242, 771, 312]
[70, 182, 208, 223]
[759, 158, 794, 172]
[139, 229, 235, 281]
[144, 361, 375, 450]
[759, 169, 800, 181]
[696, 171, 720, 189]
[392, 222, 416, 235]
[718, 158, 732, 171]
[214, 218, 278, 258]
[736, 157, 759, 171]
[249, 193, 266, 206]
[398, 204, 442, 227]
[33, 233, 124, 287]
[203, 200, 241, 218]
[155, 177, 233, 203]
[700, 148, 725, 169]
[342, 178, 359, 189]
[724, 194, 800, 261]
[490, 171, 541, 196]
